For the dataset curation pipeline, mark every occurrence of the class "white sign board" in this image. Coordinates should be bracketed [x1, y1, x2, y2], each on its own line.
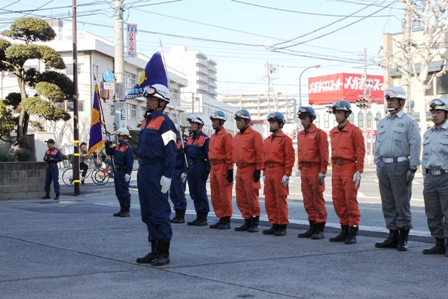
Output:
[127, 24, 138, 57]
[103, 82, 115, 90]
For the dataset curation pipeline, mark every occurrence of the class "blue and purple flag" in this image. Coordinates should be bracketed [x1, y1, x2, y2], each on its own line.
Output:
[124, 51, 168, 100]
[87, 84, 103, 156]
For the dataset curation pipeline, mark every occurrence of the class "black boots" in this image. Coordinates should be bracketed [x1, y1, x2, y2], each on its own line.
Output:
[329, 225, 349, 242]
[423, 237, 446, 255]
[397, 228, 410, 251]
[210, 217, 231, 229]
[344, 226, 358, 244]
[171, 210, 186, 223]
[311, 222, 325, 240]
[120, 205, 130, 217]
[263, 224, 279, 235]
[54, 193, 60, 200]
[298, 220, 316, 238]
[235, 218, 251, 231]
[136, 240, 170, 266]
[275, 225, 287, 236]
[136, 240, 159, 263]
[42, 193, 50, 199]
[150, 239, 170, 266]
[187, 212, 208, 226]
[248, 216, 259, 233]
[113, 203, 124, 217]
[375, 229, 399, 249]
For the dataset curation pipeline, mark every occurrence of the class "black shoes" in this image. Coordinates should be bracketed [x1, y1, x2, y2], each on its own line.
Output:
[136, 240, 159, 264]
[248, 216, 259, 233]
[263, 224, 279, 235]
[113, 204, 124, 217]
[311, 223, 325, 240]
[234, 218, 250, 231]
[120, 205, 130, 217]
[375, 229, 399, 249]
[344, 226, 358, 244]
[54, 194, 60, 200]
[329, 225, 349, 242]
[298, 220, 316, 238]
[423, 238, 446, 255]
[187, 212, 208, 226]
[171, 210, 186, 223]
[397, 228, 410, 251]
[42, 194, 50, 199]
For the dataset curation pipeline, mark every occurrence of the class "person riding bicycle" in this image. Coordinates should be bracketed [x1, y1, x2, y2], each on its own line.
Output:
[105, 128, 134, 217]
[80, 142, 89, 184]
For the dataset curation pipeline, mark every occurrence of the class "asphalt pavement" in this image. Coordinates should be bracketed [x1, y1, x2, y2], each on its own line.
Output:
[1, 167, 447, 298]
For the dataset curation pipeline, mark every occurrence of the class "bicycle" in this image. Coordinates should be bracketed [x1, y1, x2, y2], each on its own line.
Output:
[62, 157, 111, 186]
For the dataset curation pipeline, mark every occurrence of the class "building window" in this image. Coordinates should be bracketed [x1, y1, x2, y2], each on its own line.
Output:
[348, 113, 354, 123]
[128, 104, 137, 118]
[358, 111, 363, 127]
[367, 111, 373, 128]
[324, 113, 329, 128]
[93, 65, 99, 81]
[125, 73, 136, 91]
[66, 64, 82, 75]
[315, 113, 320, 127]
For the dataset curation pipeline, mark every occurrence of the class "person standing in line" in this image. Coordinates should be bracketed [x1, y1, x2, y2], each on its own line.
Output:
[42, 139, 63, 200]
[296, 106, 329, 240]
[262, 112, 295, 236]
[169, 124, 188, 224]
[208, 110, 234, 230]
[233, 109, 264, 233]
[135, 84, 176, 267]
[79, 142, 89, 184]
[420, 98, 448, 256]
[185, 114, 211, 227]
[105, 128, 134, 218]
[374, 86, 421, 252]
[329, 100, 365, 244]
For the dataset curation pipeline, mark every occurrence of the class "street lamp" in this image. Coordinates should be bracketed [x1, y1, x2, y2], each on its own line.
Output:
[297, 64, 320, 124]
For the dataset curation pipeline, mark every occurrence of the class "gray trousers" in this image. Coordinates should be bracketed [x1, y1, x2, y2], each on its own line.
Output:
[377, 160, 413, 230]
[423, 173, 448, 239]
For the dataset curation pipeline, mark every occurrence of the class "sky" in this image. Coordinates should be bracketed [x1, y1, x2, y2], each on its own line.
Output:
[0, 0, 404, 101]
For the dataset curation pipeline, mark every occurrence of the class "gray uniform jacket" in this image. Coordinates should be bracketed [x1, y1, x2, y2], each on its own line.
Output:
[374, 110, 421, 168]
[422, 121, 448, 172]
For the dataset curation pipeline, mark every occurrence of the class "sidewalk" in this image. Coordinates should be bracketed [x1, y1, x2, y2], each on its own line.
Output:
[0, 187, 445, 299]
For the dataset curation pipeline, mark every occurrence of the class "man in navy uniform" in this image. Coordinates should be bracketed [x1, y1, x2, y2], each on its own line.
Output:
[42, 139, 62, 200]
[135, 84, 176, 266]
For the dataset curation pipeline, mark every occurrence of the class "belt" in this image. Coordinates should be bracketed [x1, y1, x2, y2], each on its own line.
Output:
[236, 163, 255, 169]
[175, 166, 184, 170]
[138, 158, 162, 166]
[332, 159, 355, 166]
[265, 162, 284, 168]
[382, 156, 408, 163]
[188, 159, 205, 166]
[426, 169, 448, 176]
[301, 162, 320, 168]
[210, 160, 226, 166]
[115, 165, 127, 171]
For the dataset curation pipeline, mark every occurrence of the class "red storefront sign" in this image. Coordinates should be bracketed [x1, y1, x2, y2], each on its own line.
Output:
[308, 73, 384, 105]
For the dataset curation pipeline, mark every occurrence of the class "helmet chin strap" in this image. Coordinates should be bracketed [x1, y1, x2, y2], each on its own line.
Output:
[387, 107, 396, 113]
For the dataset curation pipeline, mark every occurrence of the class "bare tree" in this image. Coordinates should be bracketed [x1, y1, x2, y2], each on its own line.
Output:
[376, 0, 448, 134]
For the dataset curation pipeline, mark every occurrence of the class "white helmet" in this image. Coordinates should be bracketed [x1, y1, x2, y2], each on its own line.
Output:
[429, 98, 448, 112]
[116, 127, 130, 137]
[142, 84, 170, 102]
[384, 86, 406, 101]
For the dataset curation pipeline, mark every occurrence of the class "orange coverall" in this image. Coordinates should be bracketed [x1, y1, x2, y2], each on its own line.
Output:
[233, 125, 264, 219]
[263, 131, 295, 226]
[297, 124, 329, 223]
[330, 121, 365, 226]
[208, 127, 234, 218]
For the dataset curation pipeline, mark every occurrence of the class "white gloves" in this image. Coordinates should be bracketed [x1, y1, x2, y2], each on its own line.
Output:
[406, 169, 416, 186]
[180, 172, 187, 183]
[318, 173, 326, 185]
[124, 173, 131, 182]
[160, 176, 172, 193]
[282, 175, 290, 187]
[353, 171, 361, 188]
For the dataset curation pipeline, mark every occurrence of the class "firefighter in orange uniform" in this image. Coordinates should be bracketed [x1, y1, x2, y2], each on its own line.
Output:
[233, 109, 264, 233]
[262, 112, 295, 236]
[297, 106, 329, 240]
[208, 110, 234, 230]
[328, 100, 365, 244]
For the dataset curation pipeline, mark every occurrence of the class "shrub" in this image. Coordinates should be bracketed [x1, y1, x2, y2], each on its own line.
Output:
[0, 153, 15, 162]
[15, 149, 32, 161]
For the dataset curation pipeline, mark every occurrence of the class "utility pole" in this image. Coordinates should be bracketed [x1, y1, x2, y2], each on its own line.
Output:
[114, 0, 125, 132]
[403, 3, 412, 113]
[72, 0, 80, 195]
[363, 48, 369, 164]
[266, 62, 276, 135]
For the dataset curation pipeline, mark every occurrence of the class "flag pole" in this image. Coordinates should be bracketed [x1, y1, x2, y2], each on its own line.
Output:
[159, 40, 189, 169]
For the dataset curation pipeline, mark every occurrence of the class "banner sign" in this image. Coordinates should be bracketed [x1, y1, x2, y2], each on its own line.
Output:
[127, 23, 138, 57]
[308, 73, 384, 105]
